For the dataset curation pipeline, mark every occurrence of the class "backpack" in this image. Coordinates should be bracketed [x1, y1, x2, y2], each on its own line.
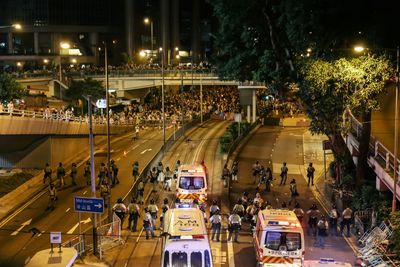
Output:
[162, 205, 169, 214]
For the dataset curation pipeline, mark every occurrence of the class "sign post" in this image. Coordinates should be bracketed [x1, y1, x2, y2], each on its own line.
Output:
[50, 231, 62, 253]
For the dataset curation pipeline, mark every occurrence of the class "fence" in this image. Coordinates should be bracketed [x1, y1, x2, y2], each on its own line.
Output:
[97, 213, 123, 252]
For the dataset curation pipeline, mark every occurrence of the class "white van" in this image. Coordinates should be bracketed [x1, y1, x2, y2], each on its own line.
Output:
[176, 164, 208, 205]
[253, 209, 305, 267]
[161, 208, 213, 267]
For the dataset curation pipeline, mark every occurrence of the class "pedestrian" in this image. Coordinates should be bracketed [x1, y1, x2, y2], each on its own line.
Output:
[48, 183, 57, 210]
[293, 202, 304, 224]
[70, 162, 77, 186]
[231, 161, 239, 182]
[252, 161, 261, 184]
[341, 206, 353, 237]
[113, 198, 127, 229]
[265, 167, 273, 192]
[143, 208, 155, 239]
[148, 199, 159, 230]
[279, 162, 288, 185]
[222, 164, 230, 187]
[133, 125, 139, 140]
[307, 204, 320, 236]
[253, 192, 264, 207]
[241, 192, 249, 212]
[150, 167, 158, 192]
[329, 204, 339, 236]
[132, 161, 139, 181]
[288, 178, 298, 206]
[315, 215, 328, 248]
[128, 198, 140, 232]
[111, 159, 120, 185]
[100, 180, 109, 208]
[233, 199, 245, 218]
[210, 209, 222, 241]
[228, 211, 241, 242]
[57, 162, 66, 187]
[98, 162, 107, 186]
[84, 161, 91, 185]
[43, 163, 52, 184]
[210, 200, 220, 217]
[307, 163, 315, 186]
[256, 166, 266, 190]
[136, 180, 144, 204]
[174, 160, 181, 181]
[157, 161, 163, 176]
[160, 198, 169, 230]
[164, 167, 173, 191]
[281, 201, 288, 209]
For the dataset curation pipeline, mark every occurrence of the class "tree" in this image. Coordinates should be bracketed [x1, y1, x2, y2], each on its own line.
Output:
[66, 78, 104, 102]
[0, 74, 27, 102]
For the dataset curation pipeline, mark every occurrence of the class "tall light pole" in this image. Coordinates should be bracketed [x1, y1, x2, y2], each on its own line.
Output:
[160, 47, 166, 149]
[393, 45, 399, 212]
[144, 18, 153, 59]
[104, 43, 112, 220]
[59, 42, 70, 82]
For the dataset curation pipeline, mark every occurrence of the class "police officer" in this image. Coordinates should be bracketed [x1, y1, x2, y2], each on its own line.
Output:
[228, 210, 241, 242]
[98, 162, 107, 186]
[164, 167, 173, 191]
[57, 162, 66, 187]
[174, 160, 181, 180]
[43, 163, 52, 184]
[70, 162, 77, 186]
[112, 198, 127, 229]
[143, 208, 155, 239]
[160, 198, 169, 230]
[280, 162, 288, 185]
[132, 161, 139, 181]
[111, 159, 120, 185]
[84, 161, 91, 185]
[147, 199, 159, 230]
[48, 183, 57, 210]
[307, 163, 316, 186]
[127, 198, 140, 232]
[210, 209, 222, 241]
[209, 200, 220, 217]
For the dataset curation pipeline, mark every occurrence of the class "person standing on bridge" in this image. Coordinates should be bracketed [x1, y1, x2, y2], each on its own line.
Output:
[57, 162, 66, 187]
[307, 163, 315, 186]
[279, 162, 288, 185]
[43, 163, 52, 184]
[70, 162, 77, 186]
[84, 161, 91, 186]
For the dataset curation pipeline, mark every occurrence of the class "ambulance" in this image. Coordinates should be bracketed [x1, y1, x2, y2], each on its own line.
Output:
[176, 164, 208, 205]
[161, 208, 213, 267]
[253, 209, 304, 267]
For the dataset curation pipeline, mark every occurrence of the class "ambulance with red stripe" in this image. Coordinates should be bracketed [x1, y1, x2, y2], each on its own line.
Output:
[253, 209, 304, 267]
[161, 208, 213, 267]
[176, 164, 208, 205]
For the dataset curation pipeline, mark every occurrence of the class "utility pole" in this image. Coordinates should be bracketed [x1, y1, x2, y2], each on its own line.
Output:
[161, 48, 166, 150]
[87, 95, 98, 256]
[393, 45, 399, 212]
[105, 44, 112, 221]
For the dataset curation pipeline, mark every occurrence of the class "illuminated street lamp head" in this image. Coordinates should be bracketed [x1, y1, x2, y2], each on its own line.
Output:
[159, 47, 163, 52]
[144, 17, 150, 24]
[43, 59, 49, 64]
[71, 58, 77, 64]
[16, 62, 22, 67]
[307, 48, 312, 53]
[354, 46, 365, 53]
[175, 47, 179, 51]
[60, 42, 71, 49]
[12, 24, 22, 30]
[176, 55, 180, 59]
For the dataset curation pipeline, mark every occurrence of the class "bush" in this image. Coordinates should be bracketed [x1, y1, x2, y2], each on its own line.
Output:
[389, 212, 400, 255]
[219, 122, 250, 153]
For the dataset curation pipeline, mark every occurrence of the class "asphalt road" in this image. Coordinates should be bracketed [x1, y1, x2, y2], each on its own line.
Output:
[0, 125, 174, 267]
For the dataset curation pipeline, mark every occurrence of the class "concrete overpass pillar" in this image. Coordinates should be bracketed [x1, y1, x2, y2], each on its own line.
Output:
[252, 88, 256, 123]
[247, 105, 251, 122]
[34, 32, 39, 55]
[7, 32, 13, 54]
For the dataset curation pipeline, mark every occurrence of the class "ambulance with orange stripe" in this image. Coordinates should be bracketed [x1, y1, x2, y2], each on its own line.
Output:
[176, 164, 208, 205]
[253, 209, 304, 267]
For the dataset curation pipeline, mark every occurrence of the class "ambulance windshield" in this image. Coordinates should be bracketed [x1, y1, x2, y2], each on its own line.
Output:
[265, 232, 301, 251]
[179, 176, 204, 190]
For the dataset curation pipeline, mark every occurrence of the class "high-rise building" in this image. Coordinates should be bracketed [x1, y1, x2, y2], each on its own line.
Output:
[0, 0, 213, 69]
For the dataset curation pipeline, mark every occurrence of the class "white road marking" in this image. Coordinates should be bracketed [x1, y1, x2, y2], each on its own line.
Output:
[132, 144, 139, 150]
[116, 157, 121, 161]
[140, 148, 152, 154]
[65, 208, 70, 213]
[83, 191, 87, 195]
[226, 230, 235, 267]
[67, 217, 91, 234]
[141, 140, 147, 144]
[11, 218, 32, 236]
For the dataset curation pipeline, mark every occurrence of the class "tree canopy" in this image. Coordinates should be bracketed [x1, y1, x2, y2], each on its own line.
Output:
[0, 74, 27, 103]
[66, 78, 105, 101]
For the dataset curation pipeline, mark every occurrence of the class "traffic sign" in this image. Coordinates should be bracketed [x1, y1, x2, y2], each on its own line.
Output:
[74, 196, 104, 214]
[50, 232, 62, 244]
[96, 99, 106, 109]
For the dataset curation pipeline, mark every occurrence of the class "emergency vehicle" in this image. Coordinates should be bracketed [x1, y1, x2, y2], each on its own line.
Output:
[176, 164, 208, 205]
[161, 208, 213, 267]
[253, 209, 304, 267]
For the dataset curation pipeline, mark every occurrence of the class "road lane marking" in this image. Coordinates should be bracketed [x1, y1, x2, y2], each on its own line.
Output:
[140, 148, 152, 154]
[226, 230, 235, 267]
[132, 144, 139, 150]
[67, 217, 91, 234]
[83, 191, 87, 195]
[11, 218, 32, 236]
[65, 208, 70, 213]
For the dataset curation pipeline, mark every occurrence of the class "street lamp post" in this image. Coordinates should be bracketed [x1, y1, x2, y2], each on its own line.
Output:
[144, 18, 154, 59]
[393, 45, 399, 212]
[104, 43, 112, 221]
[160, 48, 166, 149]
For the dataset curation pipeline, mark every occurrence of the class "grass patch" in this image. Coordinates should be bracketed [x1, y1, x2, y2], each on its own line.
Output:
[0, 172, 34, 198]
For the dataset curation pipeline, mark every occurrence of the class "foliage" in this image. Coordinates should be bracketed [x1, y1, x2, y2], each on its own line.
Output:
[220, 122, 250, 153]
[0, 74, 27, 103]
[66, 78, 104, 102]
[389, 211, 400, 254]
[341, 174, 354, 190]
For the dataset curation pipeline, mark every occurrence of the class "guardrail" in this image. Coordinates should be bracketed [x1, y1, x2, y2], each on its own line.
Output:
[346, 111, 400, 182]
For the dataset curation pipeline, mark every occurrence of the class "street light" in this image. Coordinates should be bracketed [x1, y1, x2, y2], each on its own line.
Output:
[354, 45, 399, 211]
[59, 42, 70, 81]
[144, 18, 154, 59]
[160, 47, 166, 149]
[0, 24, 22, 29]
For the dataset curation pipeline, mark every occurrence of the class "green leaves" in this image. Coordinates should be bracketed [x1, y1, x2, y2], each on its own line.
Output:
[66, 78, 105, 101]
[0, 74, 27, 103]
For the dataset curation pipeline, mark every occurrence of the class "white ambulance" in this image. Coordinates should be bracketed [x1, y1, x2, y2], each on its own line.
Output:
[176, 164, 208, 205]
[161, 208, 213, 267]
[253, 209, 305, 267]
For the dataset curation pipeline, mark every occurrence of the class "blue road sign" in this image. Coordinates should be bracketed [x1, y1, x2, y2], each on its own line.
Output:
[74, 196, 104, 214]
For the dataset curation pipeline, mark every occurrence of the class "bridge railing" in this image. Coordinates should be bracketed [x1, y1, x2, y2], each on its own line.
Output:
[346, 111, 400, 179]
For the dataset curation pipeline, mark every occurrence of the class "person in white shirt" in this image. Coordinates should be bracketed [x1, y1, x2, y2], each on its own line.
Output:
[228, 211, 242, 242]
[209, 210, 222, 241]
